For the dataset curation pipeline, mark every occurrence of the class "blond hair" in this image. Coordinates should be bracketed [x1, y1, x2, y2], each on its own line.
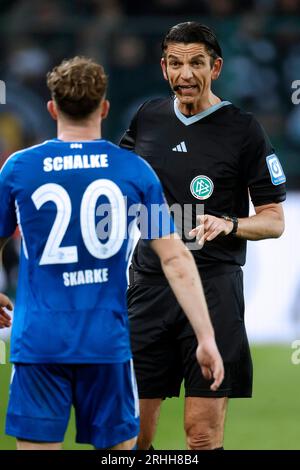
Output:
[47, 56, 108, 119]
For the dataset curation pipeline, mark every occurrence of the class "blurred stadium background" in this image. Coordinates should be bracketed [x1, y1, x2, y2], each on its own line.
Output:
[1, 0, 300, 450]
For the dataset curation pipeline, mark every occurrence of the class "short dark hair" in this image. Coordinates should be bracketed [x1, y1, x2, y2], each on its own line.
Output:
[47, 56, 108, 120]
[162, 22, 223, 63]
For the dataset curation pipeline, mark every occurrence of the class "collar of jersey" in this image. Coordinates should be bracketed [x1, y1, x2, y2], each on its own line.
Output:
[49, 138, 105, 143]
[174, 99, 231, 126]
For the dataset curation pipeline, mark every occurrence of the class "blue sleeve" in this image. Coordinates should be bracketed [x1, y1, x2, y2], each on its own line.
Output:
[138, 158, 176, 240]
[0, 157, 17, 237]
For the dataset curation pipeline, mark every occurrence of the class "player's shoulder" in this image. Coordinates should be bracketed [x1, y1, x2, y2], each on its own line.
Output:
[1, 140, 50, 171]
[13, 140, 51, 157]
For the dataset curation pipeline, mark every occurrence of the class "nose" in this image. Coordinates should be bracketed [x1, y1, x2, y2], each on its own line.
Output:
[180, 64, 193, 80]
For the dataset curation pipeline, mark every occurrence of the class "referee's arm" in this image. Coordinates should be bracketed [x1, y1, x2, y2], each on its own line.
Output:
[189, 202, 284, 244]
[235, 202, 284, 240]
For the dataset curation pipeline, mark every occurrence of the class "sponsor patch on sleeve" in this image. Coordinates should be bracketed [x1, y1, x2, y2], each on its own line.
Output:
[266, 154, 286, 185]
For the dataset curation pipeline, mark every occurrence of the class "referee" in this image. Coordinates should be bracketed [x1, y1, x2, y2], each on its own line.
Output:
[120, 22, 286, 450]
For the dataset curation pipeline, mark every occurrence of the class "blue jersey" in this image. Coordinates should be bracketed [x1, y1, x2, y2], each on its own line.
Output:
[0, 139, 175, 363]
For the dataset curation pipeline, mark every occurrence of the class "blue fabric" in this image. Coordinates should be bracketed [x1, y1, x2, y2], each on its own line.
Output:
[0, 139, 175, 363]
[6, 361, 140, 447]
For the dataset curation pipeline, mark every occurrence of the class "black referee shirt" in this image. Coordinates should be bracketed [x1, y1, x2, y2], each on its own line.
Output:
[120, 98, 286, 273]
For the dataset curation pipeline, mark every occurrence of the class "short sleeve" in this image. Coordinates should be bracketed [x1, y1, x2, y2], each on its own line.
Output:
[137, 158, 176, 240]
[119, 113, 137, 151]
[0, 157, 17, 237]
[241, 116, 286, 206]
[119, 101, 149, 151]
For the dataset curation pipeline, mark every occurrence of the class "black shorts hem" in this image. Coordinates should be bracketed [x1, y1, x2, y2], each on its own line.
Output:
[185, 388, 253, 399]
[137, 389, 252, 399]
[138, 390, 180, 399]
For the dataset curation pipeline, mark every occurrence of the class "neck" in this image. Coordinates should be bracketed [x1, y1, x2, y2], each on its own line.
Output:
[177, 92, 221, 116]
[57, 119, 102, 142]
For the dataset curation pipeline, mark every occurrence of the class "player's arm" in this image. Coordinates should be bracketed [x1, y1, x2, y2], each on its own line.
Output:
[0, 156, 16, 330]
[0, 157, 18, 249]
[140, 157, 223, 390]
[0, 237, 9, 251]
[151, 233, 224, 391]
[0, 238, 13, 328]
[0, 292, 13, 329]
[189, 202, 284, 244]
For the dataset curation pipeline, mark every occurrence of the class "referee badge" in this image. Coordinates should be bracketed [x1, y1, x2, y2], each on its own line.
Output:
[190, 175, 214, 200]
[266, 154, 286, 186]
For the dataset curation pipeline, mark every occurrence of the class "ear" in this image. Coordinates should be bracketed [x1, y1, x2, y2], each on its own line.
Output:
[47, 100, 58, 120]
[211, 58, 223, 81]
[160, 58, 169, 81]
[100, 99, 110, 120]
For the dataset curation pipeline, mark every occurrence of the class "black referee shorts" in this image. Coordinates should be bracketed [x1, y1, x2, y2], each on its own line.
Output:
[127, 265, 253, 399]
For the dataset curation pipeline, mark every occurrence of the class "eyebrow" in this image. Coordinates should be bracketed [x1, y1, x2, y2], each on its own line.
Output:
[167, 54, 206, 60]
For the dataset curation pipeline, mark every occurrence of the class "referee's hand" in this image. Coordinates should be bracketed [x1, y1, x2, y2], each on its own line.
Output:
[196, 338, 224, 391]
[0, 293, 13, 329]
[189, 215, 233, 245]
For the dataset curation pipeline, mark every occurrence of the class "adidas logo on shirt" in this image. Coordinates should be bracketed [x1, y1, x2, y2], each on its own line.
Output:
[172, 141, 187, 152]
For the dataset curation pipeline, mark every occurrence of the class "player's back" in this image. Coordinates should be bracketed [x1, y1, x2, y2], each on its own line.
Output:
[1, 138, 160, 363]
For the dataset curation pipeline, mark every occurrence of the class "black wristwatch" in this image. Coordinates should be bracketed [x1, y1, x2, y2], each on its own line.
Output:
[221, 215, 238, 236]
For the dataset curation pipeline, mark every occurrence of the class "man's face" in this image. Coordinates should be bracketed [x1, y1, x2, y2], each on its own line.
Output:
[161, 42, 222, 107]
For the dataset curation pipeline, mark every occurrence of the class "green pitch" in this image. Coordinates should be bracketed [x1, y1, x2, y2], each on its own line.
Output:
[1, 345, 299, 450]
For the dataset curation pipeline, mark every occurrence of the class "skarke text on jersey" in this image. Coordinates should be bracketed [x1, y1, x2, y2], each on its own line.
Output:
[63, 268, 109, 287]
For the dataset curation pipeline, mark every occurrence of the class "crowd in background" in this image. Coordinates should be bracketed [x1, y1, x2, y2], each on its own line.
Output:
[1, 0, 300, 294]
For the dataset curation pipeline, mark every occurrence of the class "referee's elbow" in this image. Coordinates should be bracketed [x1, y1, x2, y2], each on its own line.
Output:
[273, 219, 285, 238]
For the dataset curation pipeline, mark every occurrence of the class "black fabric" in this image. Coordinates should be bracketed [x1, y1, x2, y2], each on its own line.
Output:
[127, 268, 253, 399]
[120, 98, 286, 274]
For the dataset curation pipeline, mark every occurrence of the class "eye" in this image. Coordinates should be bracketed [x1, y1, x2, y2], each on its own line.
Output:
[191, 60, 204, 67]
[169, 61, 180, 67]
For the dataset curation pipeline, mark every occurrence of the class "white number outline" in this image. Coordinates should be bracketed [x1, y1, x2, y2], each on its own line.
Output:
[80, 179, 126, 259]
[32, 183, 78, 265]
[31, 179, 125, 265]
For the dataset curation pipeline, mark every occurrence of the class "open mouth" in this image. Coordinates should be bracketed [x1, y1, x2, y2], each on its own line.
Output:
[174, 85, 198, 93]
